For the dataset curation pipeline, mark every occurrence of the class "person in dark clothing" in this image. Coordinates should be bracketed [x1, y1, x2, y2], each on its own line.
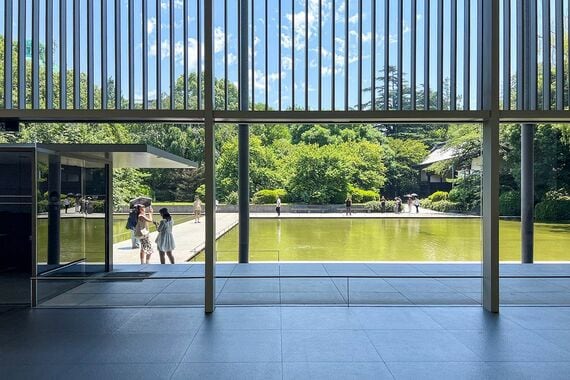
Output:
[345, 196, 352, 216]
[126, 207, 140, 249]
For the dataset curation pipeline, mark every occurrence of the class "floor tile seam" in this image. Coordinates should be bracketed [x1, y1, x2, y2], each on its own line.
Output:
[169, 327, 202, 379]
[361, 329, 391, 364]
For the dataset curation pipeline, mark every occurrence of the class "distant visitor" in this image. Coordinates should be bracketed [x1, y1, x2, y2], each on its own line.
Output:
[155, 208, 175, 264]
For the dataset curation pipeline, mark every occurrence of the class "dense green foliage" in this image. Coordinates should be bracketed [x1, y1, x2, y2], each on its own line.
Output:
[252, 189, 287, 204]
[428, 191, 449, 202]
[420, 199, 461, 213]
[499, 191, 521, 216]
[535, 200, 570, 222]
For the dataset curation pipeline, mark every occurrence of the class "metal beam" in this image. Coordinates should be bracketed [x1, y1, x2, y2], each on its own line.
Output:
[450, 0, 457, 110]
[73, 0, 80, 109]
[32, 0, 40, 109]
[102, 0, 108, 109]
[46, 0, 54, 109]
[156, 0, 161, 109]
[481, 0, 500, 313]
[185, 0, 189, 109]
[437, 0, 443, 109]
[87, 0, 94, 109]
[384, 0, 389, 109]
[305, 0, 309, 110]
[503, 0, 511, 110]
[344, 0, 349, 110]
[143, 0, 148, 109]
[542, 0, 550, 109]
[115, 0, 122, 109]
[4, 0, 12, 108]
[128, 0, 134, 108]
[197, 0, 202, 109]
[358, 0, 363, 110]
[464, 0, 471, 110]
[60, 0, 67, 109]
[318, 0, 322, 110]
[397, 0, 403, 110]
[170, 0, 175, 109]
[238, 0, 249, 263]
[424, 0, 429, 109]
[521, 123, 534, 263]
[332, 0, 335, 110]
[555, 0, 563, 110]
[204, 0, 216, 313]
[371, 0, 376, 110]
[410, 0, 416, 110]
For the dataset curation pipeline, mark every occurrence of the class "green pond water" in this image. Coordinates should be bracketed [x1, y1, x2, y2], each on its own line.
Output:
[204, 219, 570, 262]
[36, 214, 194, 263]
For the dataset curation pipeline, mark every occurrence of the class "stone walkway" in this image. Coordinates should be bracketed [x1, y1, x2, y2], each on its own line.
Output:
[113, 213, 239, 264]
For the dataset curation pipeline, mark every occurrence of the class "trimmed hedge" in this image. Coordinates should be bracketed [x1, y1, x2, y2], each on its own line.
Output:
[252, 189, 287, 204]
[350, 188, 380, 203]
[535, 200, 570, 222]
[364, 200, 396, 212]
[428, 191, 448, 202]
[224, 191, 238, 205]
[499, 191, 521, 216]
[420, 199, 461, 213]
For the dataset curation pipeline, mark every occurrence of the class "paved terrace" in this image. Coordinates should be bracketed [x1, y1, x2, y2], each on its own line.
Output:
[1, 304, 570, 379]
[38, 263, 570, 307]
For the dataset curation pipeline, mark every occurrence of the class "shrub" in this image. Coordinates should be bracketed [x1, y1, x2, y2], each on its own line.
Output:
[350, 188, 380, 203]
[499, 191, 521, 216]
[364, 200, 395, 212]
[428, 191, 449, 202]
[420, 199, 461, 213]
[252, 189, 287, 204]
[448, 174, 481, 212]
[224, 191, 238, 205]
[90, 200, 105, 213]
[535, 200, 570, 222]
[195, 184, 206, 199]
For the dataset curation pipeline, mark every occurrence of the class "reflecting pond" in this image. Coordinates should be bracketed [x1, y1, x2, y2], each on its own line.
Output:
[209, 219, 570, 262]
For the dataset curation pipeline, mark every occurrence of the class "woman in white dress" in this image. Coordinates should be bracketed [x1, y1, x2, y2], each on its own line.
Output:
[155, 208, 175, 264]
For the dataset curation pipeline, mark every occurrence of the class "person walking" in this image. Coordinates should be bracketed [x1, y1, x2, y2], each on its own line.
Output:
[395, 197, 402, 213]
[407, 196, 413, 213]
[134, 204, 154, 264]
[414, 197, 420, 213]
[63, 197, 70, 214]
[155, 208, 175, 264]
[380, 196, 386, 213]
[194, 195, 202, 223]
[345, 196, 352, 216]
[276, 196, 281, 217]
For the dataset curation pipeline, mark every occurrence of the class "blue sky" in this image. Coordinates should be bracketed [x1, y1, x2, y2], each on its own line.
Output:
[0, 0, 567, 110]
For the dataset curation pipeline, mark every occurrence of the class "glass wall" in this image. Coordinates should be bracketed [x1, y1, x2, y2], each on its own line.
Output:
[0, 151, 33, 305]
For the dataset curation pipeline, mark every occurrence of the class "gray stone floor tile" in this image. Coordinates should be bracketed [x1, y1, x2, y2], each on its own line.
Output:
[367, 263, 425, 276]
[0, 364, 81, 380]
[172, 362, 282, 380]
[351, 307, 443, 330]
[323, 263, 376, 276]
[282, 329, 382, 362]
[220, 278, 280, 293]
[279, 278, 343, 293]
[183, 329, 282, 362]
[200, 306, 281, 330]
[436, 278, 482, 292]
[484, 362, 570, 380]
[385, 278, 456, 293]
[449, 329, 570, 362]
[66, 363, 178, 380]
[146, 293, 204, 306]
[216, 292, 281, 305]
[116, 308, 205, 333]
[160, 278, 226, 293]
[279, 263, 327, 276]
[40, 292, 96, 306]
[524, 330, 570, 353]
[501, 307, 570, 329]
[0, 333, 102, 365]
[79, 293, 156, 306]
[386, 362, 488, 380]
[280, 291, 347, 305]
[283, 362, 394, 380]
[281, 307, 360, 330]
[230, 264, 280, 276]
[348, 292, 413, 305]
[421, 307, 525, 330]
[81, 332, 196, 364]
[348, 278, 399, 292]
[402, 292, 480, 305]
[366, 330, 481, 362]
[501, 278, 569, 292]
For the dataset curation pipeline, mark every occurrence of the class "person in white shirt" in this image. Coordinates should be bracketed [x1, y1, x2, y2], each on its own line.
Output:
[276, 197, 282, 217]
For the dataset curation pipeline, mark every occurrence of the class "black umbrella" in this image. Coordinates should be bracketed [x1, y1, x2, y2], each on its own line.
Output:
[129, 196, 152, 208]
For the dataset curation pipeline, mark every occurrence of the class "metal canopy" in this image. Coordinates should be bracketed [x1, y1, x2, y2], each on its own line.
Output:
[0, 144, 196, 169]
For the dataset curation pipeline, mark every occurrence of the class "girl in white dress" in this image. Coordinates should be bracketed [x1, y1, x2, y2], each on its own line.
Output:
[155, 208, 175, 264]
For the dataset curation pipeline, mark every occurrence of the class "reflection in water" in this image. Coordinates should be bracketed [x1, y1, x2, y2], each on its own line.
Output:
[213, 219, 570, 262]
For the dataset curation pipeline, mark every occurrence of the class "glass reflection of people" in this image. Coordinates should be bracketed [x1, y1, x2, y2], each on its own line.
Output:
[155, 208, 175, 264]
[134, 204, 154, 264]
[194, 195, 202, 223]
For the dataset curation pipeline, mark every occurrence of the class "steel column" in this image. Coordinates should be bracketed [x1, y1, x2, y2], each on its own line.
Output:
[521, 123, 534, 263]
[344, 0, 349, 110]
[397, 0, 403, 110]
[204, 0, 217, 313]
[481, 0, 500, 312]
[410, 0, 416, 109]
[238, 0, 249, 263]
[424, 0, 430, 109]
[437, 0, 443, 109]
[450, 0, 457, 110]
[73, 0, 80, 109]
[305, 0, 309, 110]
[384, 0, 389, 109]
[555, 0, 563, 110]
[105, 162, 114, 272]
[128, 0, 134, 108]
[115, 0, 122, 109]
[503, 0, 511, 110]
[32, 0, 40, 109]
[542, 0, 550, 109]
[60, 0, 67, 109]
[170, 0, 175, 109]
[156, 0, 161, 109]
[46, 0, 54, 109]
[143, 0, 148, 109]
[102, 0, 108, 109]
[88, 0, 94, 109]
[464, 0, 470, 109]
[371, 0, 376, 110]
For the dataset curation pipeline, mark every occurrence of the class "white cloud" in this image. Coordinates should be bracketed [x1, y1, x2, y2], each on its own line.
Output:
[349, 13, 359, 24]
[148, 17, 156, 35]
[214, 27, 225, 53]
[282, 57, 293, 71]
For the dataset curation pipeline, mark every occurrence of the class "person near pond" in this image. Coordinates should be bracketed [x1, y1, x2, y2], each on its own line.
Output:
[276, 196, 281, 217]
[125, 207, 140, 249]
[407, 196, 413, 213]
[380, 196, 386, 213]
[395, 197, 402, 213]
[155, 208, 175, 264]
[194, 195, 202, 223]
[345, 196, 352, 215]
[135, 204, 154, 264]
[75, 194, 81, 213]
[63, 197, 70, 214]
[414, 197, 420, 213]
